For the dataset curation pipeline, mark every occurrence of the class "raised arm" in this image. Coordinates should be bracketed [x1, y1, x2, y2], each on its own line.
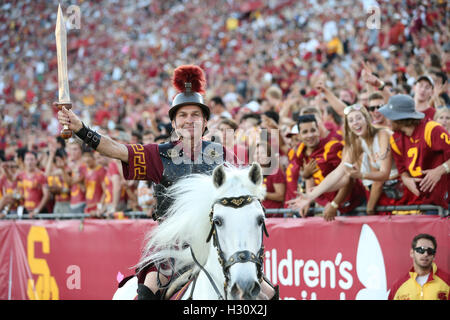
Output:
[57, 105, 129, 163]
[360, 63, 392, 102]
[307, 161, 349, 200]
[315, 79, 347, 117]
[287, 152, 351, 211]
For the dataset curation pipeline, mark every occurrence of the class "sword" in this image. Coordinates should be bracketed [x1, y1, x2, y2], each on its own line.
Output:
[55, 4, 72, 139]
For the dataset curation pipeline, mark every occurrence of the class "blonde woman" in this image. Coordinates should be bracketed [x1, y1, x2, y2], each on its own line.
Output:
[288, 104, 399, 218]
[434, 107, 450, 133]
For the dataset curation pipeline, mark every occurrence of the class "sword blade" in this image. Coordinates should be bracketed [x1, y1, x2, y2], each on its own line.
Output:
[55, 4, 70, 103]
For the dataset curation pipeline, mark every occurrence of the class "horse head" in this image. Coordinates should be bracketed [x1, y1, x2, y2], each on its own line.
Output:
[206, 162, 268, 300]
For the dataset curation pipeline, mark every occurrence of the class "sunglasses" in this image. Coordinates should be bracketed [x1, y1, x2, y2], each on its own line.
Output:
[368, 105, 382, 112]
[414, 246, 436, 255]
[343, 104, 363, 115]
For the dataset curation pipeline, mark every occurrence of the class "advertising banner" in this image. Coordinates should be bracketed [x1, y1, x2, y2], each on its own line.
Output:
[0, 216, 448, 300]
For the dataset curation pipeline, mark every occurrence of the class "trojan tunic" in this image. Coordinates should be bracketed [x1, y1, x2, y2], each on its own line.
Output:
[121, 139, 233, 220]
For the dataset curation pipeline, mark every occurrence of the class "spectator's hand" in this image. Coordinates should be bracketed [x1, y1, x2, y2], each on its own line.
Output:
[302, 159, 318, 179]
[286, 193, 313, 217]
[48, 137, 57, 155]
[0, 195, 14, 210]
[55, 158, 66, 169]
[105, 210, 114, 219]
[286, 89, 300, 100]
[96, 203, 106, 215]
[299, 202, 310, 218]
[93, 209, 102, 218]
[55, 102, 83, 132]
[419, 165, 446, 193]
[433, 82, 445, 96]
[48, 186, 62, 194]
[361, 62, 382, 88]
[344, 163, 363, 180]
[30, 208, 39, 218]
[261, 115, 278, 130]
[401, 173, 421, 197]
[315, 79, 327, 93]
[323, 202, 337, 222]
[0, 162, 6, 175]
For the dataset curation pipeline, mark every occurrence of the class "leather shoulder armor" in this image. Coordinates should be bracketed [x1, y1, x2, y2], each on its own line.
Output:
[153, 141, 224, 221]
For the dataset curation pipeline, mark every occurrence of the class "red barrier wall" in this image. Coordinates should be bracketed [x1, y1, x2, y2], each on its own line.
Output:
[0, 216, 448, 300]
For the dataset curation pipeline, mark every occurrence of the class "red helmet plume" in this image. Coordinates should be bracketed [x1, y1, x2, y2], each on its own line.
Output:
[172, 65, 206, 94]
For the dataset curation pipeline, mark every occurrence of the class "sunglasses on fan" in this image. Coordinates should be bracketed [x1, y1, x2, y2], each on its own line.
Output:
[367, 105, 382, 112]
[414, 246, 436, 255]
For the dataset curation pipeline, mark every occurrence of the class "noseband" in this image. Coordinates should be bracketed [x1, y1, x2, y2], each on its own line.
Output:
[195, 195, 269, 299]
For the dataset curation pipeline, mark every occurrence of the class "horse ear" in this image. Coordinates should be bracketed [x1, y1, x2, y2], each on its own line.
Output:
[248, 162, 262, 185]
[213, 165, 226, 188]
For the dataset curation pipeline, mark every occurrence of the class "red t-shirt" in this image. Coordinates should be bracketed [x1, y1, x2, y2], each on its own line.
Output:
[284, 147, 300, 207]
[47, 174, 70, 202]
[390, 120, 450, 208]
[422, 107, 436, 121]
[103, 160, 127, 205]
[388, 22, 405, 45]
[84, 165, 107, 213]
[327, 127, 343, 141]
[17, 170, 47, 211]
[70, 163, 87, 205]
[262, 167, 286, 210]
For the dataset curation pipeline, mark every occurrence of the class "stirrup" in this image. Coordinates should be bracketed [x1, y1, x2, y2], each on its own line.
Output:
[262, 275, 279, 300]
[270, 285, 280, 300]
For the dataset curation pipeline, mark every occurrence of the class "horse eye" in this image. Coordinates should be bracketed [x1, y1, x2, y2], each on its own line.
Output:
[214, 217, 223, 227]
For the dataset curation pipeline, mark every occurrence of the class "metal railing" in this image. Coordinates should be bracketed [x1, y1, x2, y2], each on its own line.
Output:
[2, 204, 448, 220]
[263, 205, 448, 218]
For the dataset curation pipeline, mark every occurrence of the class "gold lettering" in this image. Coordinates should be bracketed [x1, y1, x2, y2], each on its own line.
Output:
[27, 226, 59, 300]
[440, 132, 450, 145]
[407, 147, 422, 177]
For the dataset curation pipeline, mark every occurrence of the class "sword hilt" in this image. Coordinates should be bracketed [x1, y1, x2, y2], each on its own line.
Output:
[56, 102, 73, 139]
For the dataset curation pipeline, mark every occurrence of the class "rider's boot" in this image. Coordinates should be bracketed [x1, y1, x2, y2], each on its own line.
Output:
[137, 284, 162, 300]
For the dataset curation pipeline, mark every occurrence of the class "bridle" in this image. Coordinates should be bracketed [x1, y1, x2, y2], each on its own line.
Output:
[190, 194, 269, 300]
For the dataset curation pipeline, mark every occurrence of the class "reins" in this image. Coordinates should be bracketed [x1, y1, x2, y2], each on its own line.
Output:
[189, 245, 225, 300]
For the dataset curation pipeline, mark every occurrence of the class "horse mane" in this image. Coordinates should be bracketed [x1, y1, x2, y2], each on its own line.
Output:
[135, 164, 265, 284]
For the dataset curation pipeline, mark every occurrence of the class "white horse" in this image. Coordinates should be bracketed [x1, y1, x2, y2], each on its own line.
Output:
[113, 163, 271, 300]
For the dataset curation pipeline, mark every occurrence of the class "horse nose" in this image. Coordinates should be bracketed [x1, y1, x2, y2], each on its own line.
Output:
[230, 280, 260, 300]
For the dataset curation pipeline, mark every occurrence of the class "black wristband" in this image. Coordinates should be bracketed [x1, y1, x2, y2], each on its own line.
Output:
[75, 122, 101, 150]
[75, 122, 89, 140]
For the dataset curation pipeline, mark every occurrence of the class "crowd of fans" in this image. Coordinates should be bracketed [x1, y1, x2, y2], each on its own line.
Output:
[0, 0, 449, 218]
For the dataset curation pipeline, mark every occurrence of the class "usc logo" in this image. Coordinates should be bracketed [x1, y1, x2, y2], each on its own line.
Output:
[27, 226, 59, 300]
